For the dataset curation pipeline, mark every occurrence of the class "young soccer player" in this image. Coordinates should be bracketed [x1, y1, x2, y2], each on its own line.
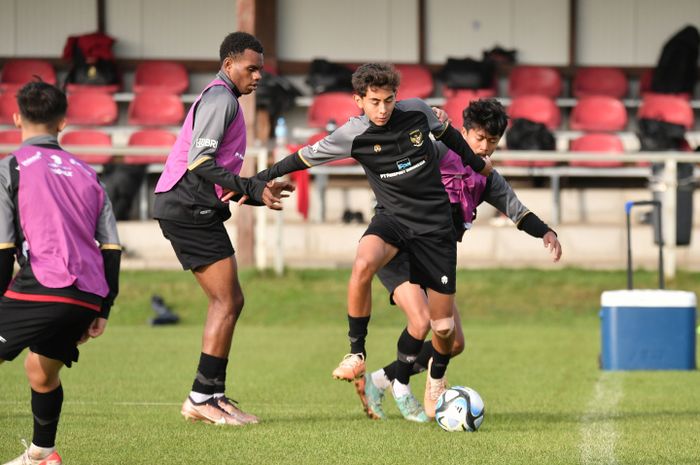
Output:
[357, 99, 562, 421]
[255, 63, 494, 416]
[0, 81, 121, 465]
[153, 32, 293, 426]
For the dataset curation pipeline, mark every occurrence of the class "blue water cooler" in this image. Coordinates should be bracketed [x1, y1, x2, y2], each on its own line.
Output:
[601, 200, 697, 371]
[600, 290, 696, 370]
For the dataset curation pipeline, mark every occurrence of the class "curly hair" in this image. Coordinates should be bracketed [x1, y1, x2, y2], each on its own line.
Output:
[351, 63, 401, 97]
[16, 80, 67, 125]
[219, 31, 263, 63]
[462, 98, 509, 137]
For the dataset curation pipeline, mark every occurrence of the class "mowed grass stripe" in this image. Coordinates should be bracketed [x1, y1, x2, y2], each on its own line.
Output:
[579, 372, 623, 465]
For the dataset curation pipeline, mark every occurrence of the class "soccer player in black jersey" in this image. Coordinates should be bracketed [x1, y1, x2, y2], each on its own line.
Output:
[357, 99, 563, 421]
[256, 63, 493, 417]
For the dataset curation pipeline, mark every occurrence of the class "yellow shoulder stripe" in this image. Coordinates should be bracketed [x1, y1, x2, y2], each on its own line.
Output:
[188, 155, 214, 171]
[100, 244, 123, 251]
[0, 242, 15, 250]
[297, 150, 312, 168]
[434, 121, 449, 140]
[515, 210, 532, 227]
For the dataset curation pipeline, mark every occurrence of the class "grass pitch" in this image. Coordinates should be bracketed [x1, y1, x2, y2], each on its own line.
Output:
[1, 268, 699, 464]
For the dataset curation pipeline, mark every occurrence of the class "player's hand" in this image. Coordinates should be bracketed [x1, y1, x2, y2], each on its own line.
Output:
[78, 317, 108, 344]
[543, 230, 562, 262]
[262, 180, 295, 210]
[478, 156, 493, 176]
[221, 189, 236, 202]
[432, 106, 450, 125]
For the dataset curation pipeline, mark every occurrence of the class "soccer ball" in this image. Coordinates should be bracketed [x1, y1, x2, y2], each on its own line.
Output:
[434, 386, 485, 432]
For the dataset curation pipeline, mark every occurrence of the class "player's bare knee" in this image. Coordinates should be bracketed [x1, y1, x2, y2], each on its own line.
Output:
[351, 257, 377, 283]
[407, 320, 430, 340]
[430, 317, 455, 339]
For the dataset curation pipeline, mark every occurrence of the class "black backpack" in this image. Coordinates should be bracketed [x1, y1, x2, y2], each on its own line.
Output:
[651, 25, 699, 95]
[637, 118, 687, 151]
[440, 57, 495, 89]
[256, 71, 301, 119]
[506, 118, 556, 150]
[306, 59, 353, 94]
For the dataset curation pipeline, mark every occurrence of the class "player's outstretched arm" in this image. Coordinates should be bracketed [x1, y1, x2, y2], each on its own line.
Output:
[255, 151, 310, 183]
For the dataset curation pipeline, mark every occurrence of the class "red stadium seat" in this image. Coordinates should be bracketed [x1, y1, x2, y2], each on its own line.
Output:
[395, 64, 434, 99]
[443, 89, 497, 129]
[570, 133, 625, 167]
[569, 96, 628, 131]
[66, 92, 118, 126]
[507, 66, 562, 98]
[60, 130, 113, 164]
[0, 130, 21, 158]
[0, 59, 56, 93]
[127, 91, 185, 126]
[133, 61, 189, 95]
[637, 93, 694, 129]
[508, 95, 561, 130]
[572, 67, 628, 99]
[307, 92, 362, 129]
[123, 129, 177, 165]
[0, 92, 19, 124]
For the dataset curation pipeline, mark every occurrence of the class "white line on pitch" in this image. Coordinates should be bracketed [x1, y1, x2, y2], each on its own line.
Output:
[579, 372, 623, 465]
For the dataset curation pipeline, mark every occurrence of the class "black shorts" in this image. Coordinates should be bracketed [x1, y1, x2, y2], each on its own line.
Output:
[0, 298, 97, 367]
[364, 214, 456, 295]
[158, 218, 235, 271]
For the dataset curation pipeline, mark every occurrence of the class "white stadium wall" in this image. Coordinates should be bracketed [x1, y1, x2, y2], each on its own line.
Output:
[0, 0, 698, 65]
[425, 0, 569, 65]
[277, 0, 419, 63]
[577, 0, 700, 66]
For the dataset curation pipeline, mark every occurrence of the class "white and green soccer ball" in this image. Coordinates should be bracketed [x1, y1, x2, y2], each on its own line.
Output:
[434, 386, 485, 432]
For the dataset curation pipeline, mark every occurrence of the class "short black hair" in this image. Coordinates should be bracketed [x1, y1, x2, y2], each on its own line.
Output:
[462, 98, 509, 137]
[16, 81, 67, 126]
[351, 63, 401, 97]
[219, 32, 263, 63]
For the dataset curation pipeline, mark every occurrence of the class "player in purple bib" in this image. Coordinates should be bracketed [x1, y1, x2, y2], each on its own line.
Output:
[0, 81, 121, 465]
[153, 32, 293, 426]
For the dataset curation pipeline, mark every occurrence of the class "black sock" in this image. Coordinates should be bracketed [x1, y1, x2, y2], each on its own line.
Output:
[384, 340, 432, 382]
[430, 346, 451, 379]
[394, 328, 424, 385]
[214, 358, 228, 396]
[31, 385, 63, 448]
[192, 353, 226, 397]
[412, 340, 433, 375]
[348, 315, 370, 357]
[382, 361, 397, 382]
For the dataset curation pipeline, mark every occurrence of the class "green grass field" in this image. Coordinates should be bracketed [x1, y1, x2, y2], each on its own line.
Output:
[2, 268, 699, 464]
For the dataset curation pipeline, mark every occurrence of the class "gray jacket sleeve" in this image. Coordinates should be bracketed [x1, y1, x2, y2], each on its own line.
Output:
[0, 157, 15, 249]
[297, 118, 366, 166]
[95, 183, 121, 249]
[482, 170, 531, 225]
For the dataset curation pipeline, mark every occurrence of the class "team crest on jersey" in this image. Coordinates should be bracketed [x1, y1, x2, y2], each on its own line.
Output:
[373, 144, 382, 153]
[409, 129, 424, 147]
[396, 158, 411, 170]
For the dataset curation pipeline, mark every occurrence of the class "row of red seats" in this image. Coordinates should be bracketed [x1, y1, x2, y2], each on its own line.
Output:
[305, 91, 695, 169]
[0, 59, 189, 95]
[0, 90, 184, 126]
[2, 59, 690, 100]
[307, 91, 695, 132]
